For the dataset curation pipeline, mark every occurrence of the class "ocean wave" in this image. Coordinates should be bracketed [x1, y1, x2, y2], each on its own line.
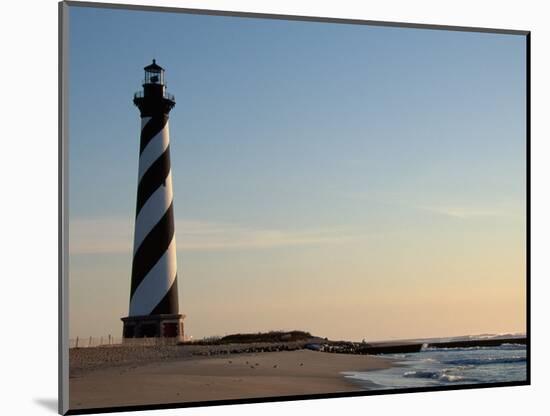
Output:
[425, 344, 525, 352]
[420, 358, 439, 363]
[500, 343, 526, 349]
[403, 370, 441, 379]
[442, 356, 526, 366]
[402, 370, 472, 383]
[466, 333, 525, 340]
[439, 374, 467, 382]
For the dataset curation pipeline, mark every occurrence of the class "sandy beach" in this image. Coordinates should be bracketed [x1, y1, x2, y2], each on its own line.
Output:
[69, 348, 392, 410]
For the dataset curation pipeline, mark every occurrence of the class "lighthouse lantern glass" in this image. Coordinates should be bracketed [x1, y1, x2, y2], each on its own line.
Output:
[145, 68, 164, 85]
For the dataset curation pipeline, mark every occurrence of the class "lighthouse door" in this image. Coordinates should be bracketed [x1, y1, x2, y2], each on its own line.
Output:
[163, 323, 178, 337]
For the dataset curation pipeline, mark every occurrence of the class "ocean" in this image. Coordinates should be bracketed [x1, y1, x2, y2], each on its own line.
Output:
[342, 338, 527, 390]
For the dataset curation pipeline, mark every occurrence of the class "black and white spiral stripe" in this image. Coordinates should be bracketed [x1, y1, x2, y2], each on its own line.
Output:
[129, 113, 179, 316]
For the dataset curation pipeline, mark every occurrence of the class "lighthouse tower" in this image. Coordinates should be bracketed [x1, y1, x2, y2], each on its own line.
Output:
[121, 60, 184, 341]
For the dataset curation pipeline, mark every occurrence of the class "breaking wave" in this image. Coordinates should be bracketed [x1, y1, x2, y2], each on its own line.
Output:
[425, 344, 525, 352]
[442, 357, 526, 366]
[403, 369, 474, 383]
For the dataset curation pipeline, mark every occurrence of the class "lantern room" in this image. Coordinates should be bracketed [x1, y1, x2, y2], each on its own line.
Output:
[144, 59, 165, 85]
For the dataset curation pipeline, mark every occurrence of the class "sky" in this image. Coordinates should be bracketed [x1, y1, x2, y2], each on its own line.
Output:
[68, 5, 527, 342]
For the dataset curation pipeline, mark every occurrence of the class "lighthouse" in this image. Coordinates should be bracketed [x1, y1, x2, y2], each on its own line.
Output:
[121, 60, 184, 341]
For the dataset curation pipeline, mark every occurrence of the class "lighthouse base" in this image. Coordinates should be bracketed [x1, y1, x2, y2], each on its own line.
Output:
[121, 314, 185, 344]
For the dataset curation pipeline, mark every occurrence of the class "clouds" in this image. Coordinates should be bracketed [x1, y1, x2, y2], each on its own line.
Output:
[415, 204, 521, 220]
[343, 190, 523, 221]
[68, 198, 523, 255]
[69, 217, 360, 255]
[177, 221, 357, 251]
[69, 217, 134, 255]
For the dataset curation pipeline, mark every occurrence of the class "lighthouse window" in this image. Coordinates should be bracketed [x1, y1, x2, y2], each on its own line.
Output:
[145, 70, 164, 85]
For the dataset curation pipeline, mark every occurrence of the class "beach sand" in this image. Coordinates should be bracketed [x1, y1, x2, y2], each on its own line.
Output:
[69, 349, 391, 410]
